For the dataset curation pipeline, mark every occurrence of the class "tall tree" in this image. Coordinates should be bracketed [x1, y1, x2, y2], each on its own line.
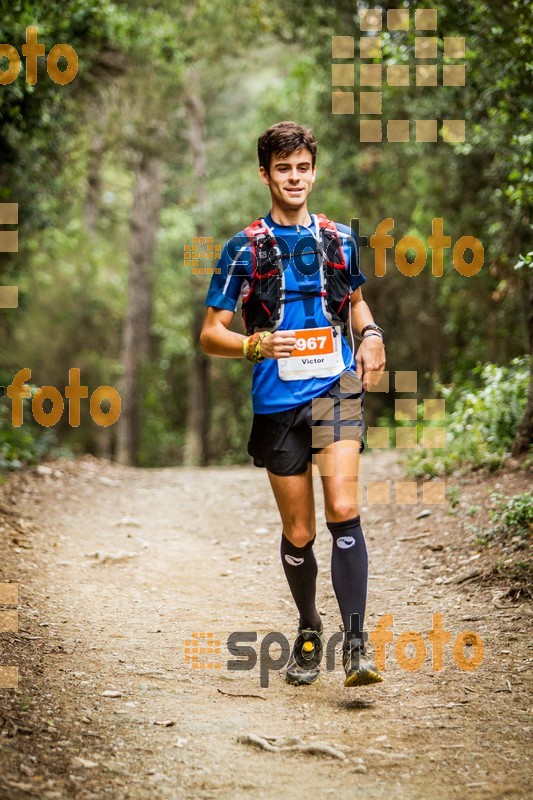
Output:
[512, 255, 533, 455]
[183, 84, 210, 466]
[116, 141, 165, 465]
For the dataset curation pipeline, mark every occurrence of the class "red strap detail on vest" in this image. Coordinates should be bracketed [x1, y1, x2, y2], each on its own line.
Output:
[244, 218, 269, 277]
[316, 212, 335, 230]
[258, 268, 280, 279]
[243, 213, 348, 278]
[337, 291, 350, 314]
[244, 218, 268, 237]
[316, 213, 347, 270]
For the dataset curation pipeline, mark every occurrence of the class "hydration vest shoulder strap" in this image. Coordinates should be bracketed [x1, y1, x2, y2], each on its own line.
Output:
[241, 218, 285, 334]
[316, 213, 348, 270]
[243, 218, 274, 278]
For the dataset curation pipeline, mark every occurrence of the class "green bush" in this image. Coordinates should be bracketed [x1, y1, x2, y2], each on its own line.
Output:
[488, 492, 533, 542]
[401, 356, 530, 477]
[0, 382, 61, 471]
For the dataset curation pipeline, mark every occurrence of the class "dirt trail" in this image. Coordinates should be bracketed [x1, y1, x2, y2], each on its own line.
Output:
[0, 452, 531, 800]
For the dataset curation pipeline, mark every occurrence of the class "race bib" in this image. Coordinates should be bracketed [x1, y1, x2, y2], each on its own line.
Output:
[278, 326, 345, 381]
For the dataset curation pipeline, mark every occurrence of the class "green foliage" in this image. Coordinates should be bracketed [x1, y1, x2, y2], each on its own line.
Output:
[0, 0, 531, 467]
[402, 356, 530, 477]
[137, 356, 188, 468]
[466, 504, 481, 516]
[447, 484, 460, 508]
[207, 358, 254, 465]
[488, 492, 533, 543]
[0, 0, 118, 211]
[514, 251, 533, 274]
[0, 382, 60, 470]
[318, 0, 532, 387]
[444, 358, 530, 451]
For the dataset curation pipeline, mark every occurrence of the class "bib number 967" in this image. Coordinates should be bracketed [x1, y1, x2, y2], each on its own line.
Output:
[290, 327, 334, 357]
[295, 335, 326, 351]
[277, 325, 343, 380]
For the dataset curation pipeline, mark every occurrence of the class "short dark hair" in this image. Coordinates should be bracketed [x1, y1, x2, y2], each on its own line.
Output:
[257, 121, 317, 173]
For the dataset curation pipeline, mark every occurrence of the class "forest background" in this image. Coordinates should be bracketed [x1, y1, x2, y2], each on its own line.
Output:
[0, 0, 531, 478]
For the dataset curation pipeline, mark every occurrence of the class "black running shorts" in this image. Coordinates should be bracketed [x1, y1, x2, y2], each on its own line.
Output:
[247, 370, 365, 476]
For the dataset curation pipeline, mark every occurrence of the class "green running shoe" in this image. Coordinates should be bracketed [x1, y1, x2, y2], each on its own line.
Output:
[285, 627, 325, 686]
[342, 638, 383, 687]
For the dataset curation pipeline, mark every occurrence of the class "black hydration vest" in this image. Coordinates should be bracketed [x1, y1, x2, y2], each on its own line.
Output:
[240, 213, 354, 336]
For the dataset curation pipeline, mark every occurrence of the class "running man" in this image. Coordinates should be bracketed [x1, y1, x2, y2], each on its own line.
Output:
[200, 121, 386, 687]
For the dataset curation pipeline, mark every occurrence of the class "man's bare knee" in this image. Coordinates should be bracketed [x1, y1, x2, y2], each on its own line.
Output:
[282, 524, 315, 548]
[325, 502, 359, 524]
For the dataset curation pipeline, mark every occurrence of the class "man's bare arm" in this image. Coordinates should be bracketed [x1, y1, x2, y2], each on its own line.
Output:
[200, 307, 246, 357]
[200, 307, 297, 359]
[349, 287, 378, 337]
[349, 287, 386, 390]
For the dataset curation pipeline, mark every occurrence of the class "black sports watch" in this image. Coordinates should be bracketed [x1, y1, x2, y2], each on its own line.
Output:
[360, 323, 384, 338]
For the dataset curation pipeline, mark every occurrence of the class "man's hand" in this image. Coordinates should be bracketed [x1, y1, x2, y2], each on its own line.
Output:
[356, 336, 386, 391]
[259, 330, 297, 359]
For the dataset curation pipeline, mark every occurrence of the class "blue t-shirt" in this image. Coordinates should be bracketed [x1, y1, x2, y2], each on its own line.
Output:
[204, 211, 366, 414]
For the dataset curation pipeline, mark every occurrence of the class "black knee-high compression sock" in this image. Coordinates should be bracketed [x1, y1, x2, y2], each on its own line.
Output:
[280, 532, 322, 632]
[326, 515, 368, 645]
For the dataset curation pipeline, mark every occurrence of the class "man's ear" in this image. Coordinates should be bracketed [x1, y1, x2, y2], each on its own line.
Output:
[310, 165, 317, 184]
[259, 166, 270, 186]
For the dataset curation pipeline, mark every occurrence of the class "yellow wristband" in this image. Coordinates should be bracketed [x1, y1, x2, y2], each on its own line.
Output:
[257, 331, 271, 361]
[243, 331, 272, 363]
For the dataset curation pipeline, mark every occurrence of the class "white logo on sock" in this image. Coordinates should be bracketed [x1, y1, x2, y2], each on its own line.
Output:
[285, 554, 304, 566]
[337, 536, 356, 549]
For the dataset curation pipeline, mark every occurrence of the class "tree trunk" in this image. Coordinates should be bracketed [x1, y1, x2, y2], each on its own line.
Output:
[85, 132, 105, 237]
[85, 124, 113, 459]
[183, 88, 210, 467]
[116, 149, 164, 465]
[512, 276, 533, 456]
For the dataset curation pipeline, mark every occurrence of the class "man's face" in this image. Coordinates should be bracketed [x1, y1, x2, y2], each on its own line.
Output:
[259, 147, 316, 210]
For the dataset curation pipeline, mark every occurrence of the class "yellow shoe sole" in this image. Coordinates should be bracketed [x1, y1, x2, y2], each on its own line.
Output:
[344, 669, 383, 687]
